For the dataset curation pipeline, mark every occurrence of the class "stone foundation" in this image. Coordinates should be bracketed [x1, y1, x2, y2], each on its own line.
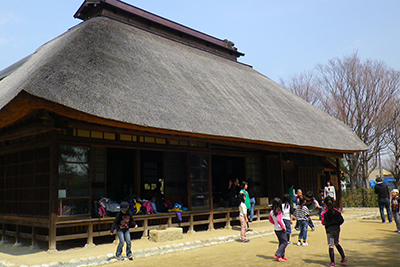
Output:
[149, 227, 183, 242]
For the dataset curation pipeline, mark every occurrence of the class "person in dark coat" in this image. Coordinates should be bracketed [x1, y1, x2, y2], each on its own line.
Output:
[321, 196, 348, 266]
[374, 177, 393, 223]
[110, 201, 138, 260]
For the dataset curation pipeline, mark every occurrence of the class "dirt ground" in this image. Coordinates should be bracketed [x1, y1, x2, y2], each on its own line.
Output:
[117, 219, 398, 267]
[1, 208, 398, 266]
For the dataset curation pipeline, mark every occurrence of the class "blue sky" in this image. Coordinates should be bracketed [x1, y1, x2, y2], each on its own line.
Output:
[1, 0, 399, 82]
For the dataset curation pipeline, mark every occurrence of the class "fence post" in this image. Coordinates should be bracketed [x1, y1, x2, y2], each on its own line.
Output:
[188, 214, 195, 234]
[1, 223, 8, 244]
[225, 210, 232, 230]
[86, 223, 94, 247]
[141, 218, 148, 239]
[208, 211, 214, 231]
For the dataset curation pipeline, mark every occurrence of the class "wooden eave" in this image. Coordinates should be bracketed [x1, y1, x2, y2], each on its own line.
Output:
[0, 91, 352, 158]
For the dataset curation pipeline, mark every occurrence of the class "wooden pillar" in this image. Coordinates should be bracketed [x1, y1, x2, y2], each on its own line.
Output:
[225, 210, 232, 230]
[167, 216, 172, 228]
[29, 226, 37, 250]
[208, 211, 214, 231]
[336, 158, 343, 211]
[134, 150, 141, 197]
[13, 225, 21, 247]
[86, 223, 94, 247]
[188, 214, 195, 234]
[48, 213, 57, 251]
[256, 207, 261, 221]
[48, 132, 59, 251]
[1, 223, 7, 244]
[141, 218, 148, 238]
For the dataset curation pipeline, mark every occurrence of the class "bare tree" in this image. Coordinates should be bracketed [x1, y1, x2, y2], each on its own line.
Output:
[280, 70, 322, 108]
[282, 52, 400, 189]
[384, 105, 400, 187]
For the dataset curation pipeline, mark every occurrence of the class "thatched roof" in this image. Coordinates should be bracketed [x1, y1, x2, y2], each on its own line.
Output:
[0, 16, 367, 153]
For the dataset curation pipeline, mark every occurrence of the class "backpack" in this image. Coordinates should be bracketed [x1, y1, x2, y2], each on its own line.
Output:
[129, 199, 142, 215]
[97, 197, 110, 217]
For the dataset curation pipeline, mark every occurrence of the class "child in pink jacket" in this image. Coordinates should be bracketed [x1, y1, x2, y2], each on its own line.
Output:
[269, 197, 288, 262]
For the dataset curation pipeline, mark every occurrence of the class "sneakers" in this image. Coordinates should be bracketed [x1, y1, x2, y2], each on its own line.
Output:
[242, 239, 250, 243]
[277, 257, 286, 262]
[311, 227, 315, 231]
[330, 263, 335, 267]
[274, 254, 287, 262]
[128, 255, 133, 260]
[340, 258, 348, 264]
[295, 227, 299, 231]
[115, 255, 124, 260]
[297, 241, 302, 246]
[302, 242, 308, 246]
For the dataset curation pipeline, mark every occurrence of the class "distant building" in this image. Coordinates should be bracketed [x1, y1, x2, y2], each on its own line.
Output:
[368, 169, 392, 181]
[0, 0, 367, 250]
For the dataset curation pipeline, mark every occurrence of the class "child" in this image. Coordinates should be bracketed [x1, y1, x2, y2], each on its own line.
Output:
[390, 189, 400, 233]
[316, 189, 325, 220]
[293, 189, 303, 230]
[321, 196, 348, 267]
[282, 194, 294, 244]
[238, 193, 250, 243]
[305, 190, 322, 231]
[269, 197, 288, 262]
[110, 201, 138, 260]
[294, 196, 310, 246]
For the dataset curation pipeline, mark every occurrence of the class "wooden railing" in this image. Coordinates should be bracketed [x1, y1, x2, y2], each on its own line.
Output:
[0, 205, 271, 250]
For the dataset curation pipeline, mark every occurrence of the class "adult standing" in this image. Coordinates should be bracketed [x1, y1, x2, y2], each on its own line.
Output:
[239, 181, 251, 230]
[228, 179, 237, 207]
[247, 179, 256, 222]
[239, 181, 251, 211]
[324, 180, 336, 202]
[374, 177, 392, 223]
[286, 183, 296, 207]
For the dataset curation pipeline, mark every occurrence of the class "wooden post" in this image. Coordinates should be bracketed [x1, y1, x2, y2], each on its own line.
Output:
[48, 132, 59, 251]
[1, 223, 7, 244]
[48, 213, 57, 251]
[336, 158, 343, 211]
[256, 207, 261, 221]
[13, 225, 21, 247]
[86, 223, 94, 247]
[225, 210, 232, 230]
[167, 216, 172, 228]
[29, 226, 37, 250]
[141, 218, 148, 239]
[208, 211, 214, 231]
[188, 214, 195, 234]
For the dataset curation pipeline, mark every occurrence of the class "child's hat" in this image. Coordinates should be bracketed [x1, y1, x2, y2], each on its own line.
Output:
[391, 189, 399, 194]
[120, 201, 129, 211]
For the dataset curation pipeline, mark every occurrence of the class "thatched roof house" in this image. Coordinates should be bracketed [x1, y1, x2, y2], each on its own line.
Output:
[0, 1, 365, 153]
[0, 0, 367, 250]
